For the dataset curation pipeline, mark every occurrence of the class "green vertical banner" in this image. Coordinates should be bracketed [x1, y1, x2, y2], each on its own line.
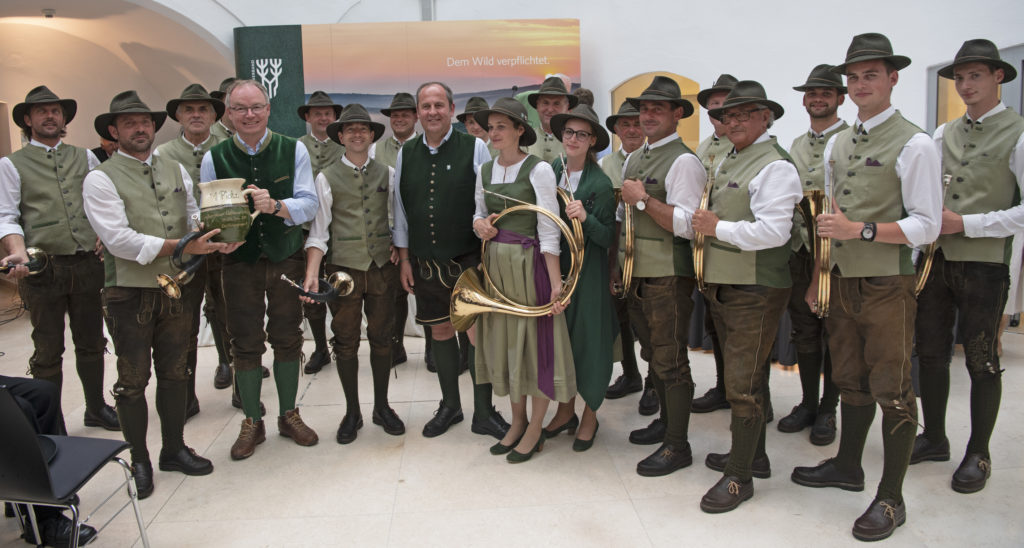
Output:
[233, 25, 306, 137]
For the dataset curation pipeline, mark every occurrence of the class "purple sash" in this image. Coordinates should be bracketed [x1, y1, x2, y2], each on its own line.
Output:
[492, 228, 555, 400]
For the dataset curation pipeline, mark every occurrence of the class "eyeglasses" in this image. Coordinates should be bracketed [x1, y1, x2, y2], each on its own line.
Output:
[229, 104, 268, 115]
[719, 108, 764, 124]
[562, 128, 593, 141]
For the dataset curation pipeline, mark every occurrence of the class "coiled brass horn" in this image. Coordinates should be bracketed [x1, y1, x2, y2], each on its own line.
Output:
[914, 173, 953, 297]
[613, 187, 635, 298]
[449, 188, 584, 332]
[279, 270, 355, 302]
[810, 162, 838, 318]
[694, 155, 715, 292]
[0, 247, 48, 276]
[157, 229, 206, 299]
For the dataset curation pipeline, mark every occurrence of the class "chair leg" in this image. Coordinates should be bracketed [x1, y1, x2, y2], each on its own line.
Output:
[68, 504, 81, 548]
[24, 503, 42, 547]
[116, 457, 151, 548]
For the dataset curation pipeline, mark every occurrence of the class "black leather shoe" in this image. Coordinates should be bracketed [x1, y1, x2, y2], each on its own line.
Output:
[336, 413, 363, 444]
[791, 458, 865, 491]
[213, 362, 232, 389]
[392, 344, 408, 366]
[700, 475, 754, 513]
[629, 418, 666, 445]
[810, 411, 837, 446]
[777, 404, 816, 433]
[22, 513, 98, 547]
[636, 442, 692, 476]
[951, 453, 991, 494]
[638, 379, 659, 416]
[159, 446, 214, 476]
[852, 499, 906, 541]
[471, 407, 511, 440]
[422, 402, 463, 438]
[262, 365, 271, 378]
[83, 404, 121, 431]
[132, 461, 154, 500]
[691, 386, 730, 413]
[705, 451, 771, 479]
[231, 390, 267, 417]
[605, 374, 643, 399]
[373, 406, 406, 436]
[185, 398, 200, 421]
[909, 434, 950, 464]
[304, 348, 331, 374]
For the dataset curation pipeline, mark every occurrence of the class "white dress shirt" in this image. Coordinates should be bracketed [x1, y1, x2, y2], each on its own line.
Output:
[615, 133, 706, 240]
[391, 126, 491, 248]
[0, 140, 100, 239]
[305, 155, 396, 254]
[82, 150, 198, 265]
[199, 129, 318, 225]
[934, 102, 1024, 238]
[824, 106, 942, 247]
[473, 155, 561, 255]
[713, 133, 803, 250]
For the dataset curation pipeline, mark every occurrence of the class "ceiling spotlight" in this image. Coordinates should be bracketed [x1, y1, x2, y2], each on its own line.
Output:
[42, 8, 56, 18]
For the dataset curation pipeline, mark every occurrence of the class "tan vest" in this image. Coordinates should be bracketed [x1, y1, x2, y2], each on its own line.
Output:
[527, 132, 565, 164]
[600, 149, 628, 188]
[696, 135, 731, 171]
[155, 134, 223, 193]
[323, 158, 392, 270]
[374, 135, 410, 169]
[299, 134, 344, 177]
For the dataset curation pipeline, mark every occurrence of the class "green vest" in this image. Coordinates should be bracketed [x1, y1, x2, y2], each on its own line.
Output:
[374, 135, 410, 169]
[209, 132, 302, 263]
[155, 134, 224, 195]
[398, 130, 479, 260]
[938, 108, 1024, 264]
[830, 111, 922, 277]
[621, 138, 696, 278]
[299, 134, 344, 177]
[96, 153, 188, 288]
[705, 138, 794, 287]
[527, 132, 566, 164]
[789, 122, 850, 251]
[696, 134, 732, 170]
[324, 158, 392, 270]
[600, 149, 628, 188]
[8, 143, 96, 254]
[481, 155, 542, 237]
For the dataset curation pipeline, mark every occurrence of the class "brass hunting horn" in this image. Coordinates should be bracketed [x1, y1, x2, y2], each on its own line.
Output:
[613, 187, 635, 298]
[914, 173, 953, 297]
[0, 247, 48, 276]
[694, 155, 715, 291]
[811, 162, 837, 318]
[157, 216, 207, 299]
[280, 270, 355, 302]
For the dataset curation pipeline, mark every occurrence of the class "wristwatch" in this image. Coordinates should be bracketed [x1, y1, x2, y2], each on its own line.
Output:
[636, 194, 651, 211]
[860, 222, 876, 242]
[273, 200, 282, 216]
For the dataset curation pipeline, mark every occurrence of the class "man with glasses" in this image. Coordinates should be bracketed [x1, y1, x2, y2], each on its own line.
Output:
[693, 80, 801, 513]
[201, 79, 321, 460]
[618, 76, 706, 477]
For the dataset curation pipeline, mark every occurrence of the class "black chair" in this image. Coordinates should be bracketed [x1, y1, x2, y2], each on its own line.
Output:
[0, 388, 150, 547]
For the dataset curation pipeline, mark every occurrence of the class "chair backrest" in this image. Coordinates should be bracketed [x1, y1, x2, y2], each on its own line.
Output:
[0, 387, 56, 503]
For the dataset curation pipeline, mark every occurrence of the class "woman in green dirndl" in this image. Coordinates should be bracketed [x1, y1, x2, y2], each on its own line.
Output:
[471, 97, 576, 463]
[543, 104, 617, 451]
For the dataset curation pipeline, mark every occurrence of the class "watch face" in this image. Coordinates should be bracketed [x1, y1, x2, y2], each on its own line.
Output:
[636, 200, 646, 211]
[862, 226, 874, 240]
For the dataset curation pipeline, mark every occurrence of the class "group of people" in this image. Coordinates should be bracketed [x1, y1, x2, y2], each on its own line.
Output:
[1, 31, 1019, 544]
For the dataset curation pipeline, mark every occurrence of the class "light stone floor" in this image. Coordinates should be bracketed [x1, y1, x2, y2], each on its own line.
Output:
[1, 285, 1022, 547]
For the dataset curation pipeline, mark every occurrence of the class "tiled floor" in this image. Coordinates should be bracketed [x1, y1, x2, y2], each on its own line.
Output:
[1, 285, 1022, 547]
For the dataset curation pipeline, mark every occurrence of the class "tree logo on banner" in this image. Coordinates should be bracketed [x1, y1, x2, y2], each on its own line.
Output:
[253, 59, 283, 98]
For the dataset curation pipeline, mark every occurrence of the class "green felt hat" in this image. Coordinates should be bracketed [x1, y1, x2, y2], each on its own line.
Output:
[696, 74, 738, 109]
[12, 86, 77, 130]
[298, 91, 343, 120]
[605, 101, 640, 134]
[473, 97, 536, 147]
[94, 90, 167, 141]
[166, 83, 225, 122]
[938, 39, 1016, 83]
[456, 96, 489, 123]
[380, 92, 417, 116]
[528, 77, 579, 109]
[326, 104, 386, 144]
[832, 33, 911, 74]
[793, 64, 847, 94]
[626, 76, 694, 119]
[708, 80, 785, 122]
[552, 104, 610, 152]
[209, 77, 236, 101]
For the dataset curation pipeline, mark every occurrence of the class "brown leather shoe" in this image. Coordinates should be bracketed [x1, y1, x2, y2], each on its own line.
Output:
[700, 475, 753, 513]
[230, 418, 266, 461]
[278, 408, 319, 446]
[852, 499, 905, 541]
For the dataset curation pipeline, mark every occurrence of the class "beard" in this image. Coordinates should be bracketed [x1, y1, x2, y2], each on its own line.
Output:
[119, 133, 153, 154]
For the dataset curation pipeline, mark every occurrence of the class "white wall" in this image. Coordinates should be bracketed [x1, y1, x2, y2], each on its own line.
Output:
[148, 0, 1024, 143]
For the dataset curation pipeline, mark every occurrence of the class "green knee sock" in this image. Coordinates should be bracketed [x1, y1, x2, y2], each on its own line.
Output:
[834, 401, 875, 472]
[155, 379, 186, 454]
[465, 341, 493, 420]
[966, 373, 1002, 457]
[369, 352, 392, 411]
[235, 367, 264, 420]
[877, 412, 916, 503]
[651, 373, 667, 422]
[663, 382, 693, 446]
[432, 337, 461, 410]
[273, 360, 300, 415]
[724, 414, 762, 482]
[336, 357, 360, 415]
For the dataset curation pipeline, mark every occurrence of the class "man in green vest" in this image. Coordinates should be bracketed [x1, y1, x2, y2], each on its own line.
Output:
[791, 33, 941, 542]
[83, 90, 239, 498]
[527, 76, 578, 163]
[601, 101, 653, 415]
[296, 91, 344, 376]
[154, 83, 231, 413]
[303, 104, 405, 444]
[617, 76, 706, 476]
[0, 85, 119, 432]
[693, 80, 802, 513]
[777, 65, 848, 445]
[200, 79, 321, 460]
[690, 74, 736, 416]
[393, 81, 510, 440]
[209, 77, 236, 141]
[913, 39, 1024, 494]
